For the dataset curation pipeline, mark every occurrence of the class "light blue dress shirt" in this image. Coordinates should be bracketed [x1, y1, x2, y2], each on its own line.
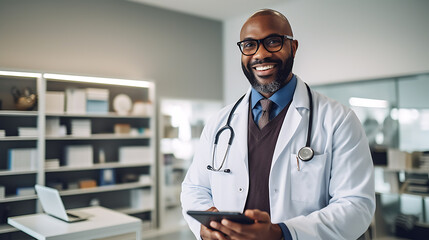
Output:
[251, 75, 297, 124]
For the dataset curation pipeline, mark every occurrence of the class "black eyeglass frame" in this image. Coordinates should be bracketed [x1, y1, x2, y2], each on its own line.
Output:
[237, 34, 294, 56]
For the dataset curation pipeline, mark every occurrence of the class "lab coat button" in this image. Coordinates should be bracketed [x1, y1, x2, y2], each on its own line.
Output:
[238, 188, 243, 192]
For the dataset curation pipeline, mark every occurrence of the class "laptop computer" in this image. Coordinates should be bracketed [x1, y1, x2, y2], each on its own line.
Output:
[35, 184, 92, 223]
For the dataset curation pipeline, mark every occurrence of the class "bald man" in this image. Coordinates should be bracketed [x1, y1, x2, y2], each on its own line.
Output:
[181, 9, 375, 240]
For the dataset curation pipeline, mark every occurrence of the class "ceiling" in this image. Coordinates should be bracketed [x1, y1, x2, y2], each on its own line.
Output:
[128, 0, 286, 21]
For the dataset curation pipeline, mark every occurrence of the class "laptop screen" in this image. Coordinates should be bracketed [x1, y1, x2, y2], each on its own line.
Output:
[35, 185, 69, 221]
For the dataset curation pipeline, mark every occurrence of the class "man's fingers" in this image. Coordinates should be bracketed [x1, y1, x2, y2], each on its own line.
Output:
[244, 209, 270, 222]
[211, 220, 243, 239]
[211, 229, 227, 240]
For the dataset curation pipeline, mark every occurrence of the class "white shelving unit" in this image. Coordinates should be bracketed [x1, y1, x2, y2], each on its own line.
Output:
[0, 70, 156, 238]
[0, 70, 41, 238]
[158, 99, 222, 233]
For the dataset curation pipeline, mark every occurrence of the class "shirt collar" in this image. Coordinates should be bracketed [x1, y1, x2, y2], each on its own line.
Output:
[251, 74, 297, 109]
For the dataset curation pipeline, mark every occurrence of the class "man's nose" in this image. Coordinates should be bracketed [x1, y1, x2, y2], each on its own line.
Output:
[253, 42, 272, 59]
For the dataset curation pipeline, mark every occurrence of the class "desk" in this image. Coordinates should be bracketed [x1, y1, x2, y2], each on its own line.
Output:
[8, 206, 142, 240]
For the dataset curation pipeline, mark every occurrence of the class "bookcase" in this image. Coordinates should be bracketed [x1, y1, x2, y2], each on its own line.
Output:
[0, 70, 156, 238]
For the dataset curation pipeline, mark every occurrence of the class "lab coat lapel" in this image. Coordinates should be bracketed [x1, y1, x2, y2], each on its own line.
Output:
[229, 89, 251, 171]
[272, 78, 309, 165]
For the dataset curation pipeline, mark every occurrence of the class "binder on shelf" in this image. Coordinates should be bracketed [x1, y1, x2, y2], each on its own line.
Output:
[79, 179, 97, 188]
[86, 88, 109, 114]
[387, 149, 420, 169]
[419, 154, 429, 170]
[405, 175, 429, 194]
[45, 91, 65, 114]
[16, 187, 35, 196]
[0, 186, 5, 199]
[46, 182, 63, 191]
[64, 145, 93, 167]
[45, 117, 61, 137]
[425, 197, 429, 224]
[18, 127, 38, 137]
[65, 88, 86, 114]
[67, 182, 79, 190]
[71, 119, 91, 137]
[45, 159, 60, 169]
[119, 146, 152, 164]
[8, 148, 38, 171]
[99, 169, 116, 186]
[139, 174, 152, 185]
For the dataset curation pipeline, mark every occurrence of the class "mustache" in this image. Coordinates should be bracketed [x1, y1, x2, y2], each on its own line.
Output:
[249, 58, 283, 67]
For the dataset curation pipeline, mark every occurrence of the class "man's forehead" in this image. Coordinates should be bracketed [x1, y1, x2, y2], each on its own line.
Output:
[240, 15, 289, 39]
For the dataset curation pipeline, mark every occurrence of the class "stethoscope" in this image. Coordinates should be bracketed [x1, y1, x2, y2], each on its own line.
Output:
[207, 83, 314, 173]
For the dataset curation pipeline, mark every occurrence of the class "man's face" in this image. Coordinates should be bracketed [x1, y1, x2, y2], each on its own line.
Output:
[240, 15, 296, 95]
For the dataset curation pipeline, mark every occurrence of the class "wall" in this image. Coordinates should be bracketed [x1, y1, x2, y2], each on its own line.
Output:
[223, 0, 429, 103]
[0, 0, 223, 101]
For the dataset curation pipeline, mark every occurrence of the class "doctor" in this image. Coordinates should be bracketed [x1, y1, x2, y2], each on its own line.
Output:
[181, 9, 375, 240]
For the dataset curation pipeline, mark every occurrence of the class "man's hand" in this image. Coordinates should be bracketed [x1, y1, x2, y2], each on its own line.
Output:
[201, 209, 283, 240]
[200, 207, 228, 240]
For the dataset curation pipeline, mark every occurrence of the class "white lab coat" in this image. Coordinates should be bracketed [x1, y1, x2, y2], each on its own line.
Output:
[181, 77, 375, 240]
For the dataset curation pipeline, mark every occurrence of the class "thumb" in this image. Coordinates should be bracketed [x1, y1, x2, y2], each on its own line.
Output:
[244, 209, 270, 223]
[206, 207, 219, 212]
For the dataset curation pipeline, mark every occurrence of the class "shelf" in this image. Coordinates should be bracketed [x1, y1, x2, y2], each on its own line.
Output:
[45, 162, 152, 172]
[0, 136, 38, 141]
[45, 133, 150, 141]
[376, 166, 429, 174]
[0, 194, 37, 203]
[0, 169, 37, 176]
[376, 190, 429, 198]
[403, 192, 429, 197]
[165, 203, 181, 209]
[116, 207, 154, 215]
[59, 182, 152, 196]
[0, 110, 38, 116]
[0, 224, 18, 234]
[46, 112, 150, 119]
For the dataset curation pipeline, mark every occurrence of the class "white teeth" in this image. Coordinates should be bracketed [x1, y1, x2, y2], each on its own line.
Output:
[255, 65, 274, 71]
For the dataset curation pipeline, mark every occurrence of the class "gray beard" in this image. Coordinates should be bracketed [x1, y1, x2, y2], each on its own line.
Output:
[241, 54, 293, 94]
[253, 79, 282, 93]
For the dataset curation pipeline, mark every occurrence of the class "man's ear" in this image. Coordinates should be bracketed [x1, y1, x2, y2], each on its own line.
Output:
[292, 40, 299, 58]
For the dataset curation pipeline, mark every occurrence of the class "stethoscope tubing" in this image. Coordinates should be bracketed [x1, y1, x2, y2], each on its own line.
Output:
[208, 94, 245, 172]
[208, 83, 314, 172]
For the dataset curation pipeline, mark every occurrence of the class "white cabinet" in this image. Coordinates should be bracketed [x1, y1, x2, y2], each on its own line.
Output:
[0, 70, 156, 238]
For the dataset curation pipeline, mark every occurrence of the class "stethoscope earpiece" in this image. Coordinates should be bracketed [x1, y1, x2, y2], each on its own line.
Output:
[208, 165, 230, 173]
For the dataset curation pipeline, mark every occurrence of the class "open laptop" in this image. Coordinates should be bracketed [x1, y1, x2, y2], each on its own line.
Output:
[35, 184, 92, 223]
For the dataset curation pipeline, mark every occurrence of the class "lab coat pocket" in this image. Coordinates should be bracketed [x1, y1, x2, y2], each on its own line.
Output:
[290, 153, 328, 203]
[210, 171, 241, 210]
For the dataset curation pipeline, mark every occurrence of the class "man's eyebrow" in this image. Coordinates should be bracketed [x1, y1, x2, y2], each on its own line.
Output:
[241, 37, 256, 41]
[241, 34, 282, 41]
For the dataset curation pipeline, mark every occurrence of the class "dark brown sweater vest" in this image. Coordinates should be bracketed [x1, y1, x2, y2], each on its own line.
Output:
[244, 102, 289, 214]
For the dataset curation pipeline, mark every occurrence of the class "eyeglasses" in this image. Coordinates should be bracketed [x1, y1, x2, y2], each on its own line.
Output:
[237, 34, 294, 56]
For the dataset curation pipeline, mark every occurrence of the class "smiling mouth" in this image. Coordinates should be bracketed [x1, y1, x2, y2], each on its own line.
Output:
[254, 65, 275, 71]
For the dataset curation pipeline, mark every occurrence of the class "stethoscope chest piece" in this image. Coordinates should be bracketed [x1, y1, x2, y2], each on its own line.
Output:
[298, 146, 314, 161]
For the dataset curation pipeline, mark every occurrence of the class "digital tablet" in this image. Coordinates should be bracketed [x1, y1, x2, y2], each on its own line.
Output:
[187, 210, 254, 229]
